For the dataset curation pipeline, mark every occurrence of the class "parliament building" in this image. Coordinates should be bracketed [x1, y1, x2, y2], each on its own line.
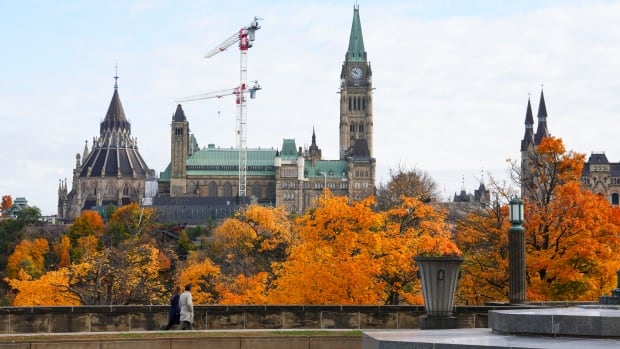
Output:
[58, 5, 376, 223]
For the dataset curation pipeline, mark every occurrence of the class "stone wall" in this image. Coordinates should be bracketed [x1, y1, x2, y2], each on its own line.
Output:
[0, 305, 510, 334]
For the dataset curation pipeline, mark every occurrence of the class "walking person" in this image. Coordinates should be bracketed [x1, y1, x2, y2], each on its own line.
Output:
[163, 285, 181, 330]
[179, 284, 194, 330]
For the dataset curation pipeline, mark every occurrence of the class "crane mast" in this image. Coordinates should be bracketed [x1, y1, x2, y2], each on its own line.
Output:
[178, 17, 261, 198]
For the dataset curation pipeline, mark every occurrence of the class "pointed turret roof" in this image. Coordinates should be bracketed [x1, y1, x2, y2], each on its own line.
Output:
[520, 97, 535, 151]
[534, 89, 549, 145]
[173, 104, 187, 122]
[347, 4, 366, 62]
[100, 82, 130, 134]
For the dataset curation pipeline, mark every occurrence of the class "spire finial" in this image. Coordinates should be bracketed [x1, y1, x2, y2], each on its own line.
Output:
[114, 61, 119, 89]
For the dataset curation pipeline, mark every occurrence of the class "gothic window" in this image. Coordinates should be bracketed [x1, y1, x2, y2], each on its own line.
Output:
[252, 182, 261, 198]
[362, 97, 366, 110]
[349, 97, 352, 111]
[267, 182, 276, 200]
[613, 193, 620, 205]
[223, 182, 232, 196]
[208, 182, 217, 196]
[359, 124, 364, 132]
[350, 124, 355, 132]
[357, 97, 361, 110]
[123, 185, 129, 196]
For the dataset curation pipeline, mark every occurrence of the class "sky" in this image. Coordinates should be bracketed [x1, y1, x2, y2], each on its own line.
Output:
[2, 0, 620, 215]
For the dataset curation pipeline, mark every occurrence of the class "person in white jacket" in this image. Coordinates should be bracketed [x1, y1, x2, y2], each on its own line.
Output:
[178, 284, 194, 330]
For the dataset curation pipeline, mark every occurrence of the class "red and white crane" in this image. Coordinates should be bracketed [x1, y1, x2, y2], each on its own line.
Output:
[177, 17, 261, 198]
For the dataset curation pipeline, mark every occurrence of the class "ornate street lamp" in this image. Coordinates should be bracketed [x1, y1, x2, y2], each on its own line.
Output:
[508, 196, 526, 304]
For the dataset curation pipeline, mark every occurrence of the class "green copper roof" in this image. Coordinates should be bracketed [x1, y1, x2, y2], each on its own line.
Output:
[347, 4, 366, 62]
[280, 139, 298, 161]
[187, 146, 276, 176]
[305, 160, 348, 179]
[160, 163, 171, 181]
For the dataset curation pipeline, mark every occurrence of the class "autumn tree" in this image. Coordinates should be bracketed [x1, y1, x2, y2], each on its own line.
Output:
[210, 205, 296, 277]
[456, 202, 511, 304]
[7, 269, 80, 306]
[458, 137, 620, 303]
[16, 206, 41, 225]
[6, 238, 49, 279]
[0, 195, 12, 216]
[105, 203, 157, 245]
[376, 165, 439, 210]
[269, 195, 386, 304]
[64, 239, 169, 305]
[379, 197, 460, 305]
[177, 255, 221, 304]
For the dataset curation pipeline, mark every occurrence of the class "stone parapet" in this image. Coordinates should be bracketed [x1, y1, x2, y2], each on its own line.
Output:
[0, 305, 510, 334]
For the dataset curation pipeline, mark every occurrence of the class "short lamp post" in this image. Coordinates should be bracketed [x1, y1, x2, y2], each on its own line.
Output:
[508, 196, 526, 304]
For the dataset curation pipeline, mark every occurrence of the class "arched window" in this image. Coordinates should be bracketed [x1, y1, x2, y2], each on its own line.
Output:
[348, 97, 352, 111]
[223, 182, 232, 196]
[613, 193, 619, 205]
[208, 182, 217, 197]
[362, 97, 366, 110]
[123, 185, 129, 196]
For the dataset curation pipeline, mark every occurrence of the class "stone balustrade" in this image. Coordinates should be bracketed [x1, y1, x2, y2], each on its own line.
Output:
[0, 305, 509, 334]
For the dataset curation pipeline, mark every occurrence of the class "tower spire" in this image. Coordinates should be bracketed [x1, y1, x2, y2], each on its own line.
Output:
[520, 95, 535, 151]
[347, 4, 366, 62]
[534, 87, 549, 145]
[114, 62, 119, 90]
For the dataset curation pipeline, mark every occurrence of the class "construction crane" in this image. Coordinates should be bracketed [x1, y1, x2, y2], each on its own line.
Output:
[177, 16, 261, 198]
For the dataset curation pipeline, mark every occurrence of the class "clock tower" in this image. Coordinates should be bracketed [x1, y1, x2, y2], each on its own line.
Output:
[339, 4, 373, 160]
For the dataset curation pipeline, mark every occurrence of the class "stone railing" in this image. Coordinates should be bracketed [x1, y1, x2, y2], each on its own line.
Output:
[0, 304, 528, 334]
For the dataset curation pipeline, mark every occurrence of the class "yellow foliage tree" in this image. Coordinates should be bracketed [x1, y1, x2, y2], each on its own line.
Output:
[177, 254, 221, 304]
[7, 269, 79, 306]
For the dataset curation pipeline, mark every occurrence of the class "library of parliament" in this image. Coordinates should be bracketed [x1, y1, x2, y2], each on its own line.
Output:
[58, 5, 376, 223]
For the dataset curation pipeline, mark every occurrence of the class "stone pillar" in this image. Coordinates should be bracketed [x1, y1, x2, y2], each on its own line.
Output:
[509, 224, 526, 304]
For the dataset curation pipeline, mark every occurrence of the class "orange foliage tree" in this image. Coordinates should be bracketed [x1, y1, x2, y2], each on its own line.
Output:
[269, 194, 385, 304]
[520, 137, 620, 300]
[1, 195, 12, 216]
[6, 238, 49, 279]
[379, 196, 460, 305]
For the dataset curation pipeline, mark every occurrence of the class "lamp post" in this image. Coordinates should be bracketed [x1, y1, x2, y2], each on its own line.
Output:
[508, 196, 526, 304]
[318, 171, 327, 199]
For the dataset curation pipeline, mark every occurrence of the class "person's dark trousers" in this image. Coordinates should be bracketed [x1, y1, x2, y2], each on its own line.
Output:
[179, 321, 193, 330]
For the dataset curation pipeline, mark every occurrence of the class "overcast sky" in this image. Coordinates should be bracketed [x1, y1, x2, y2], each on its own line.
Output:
[2, 0, 620, 215]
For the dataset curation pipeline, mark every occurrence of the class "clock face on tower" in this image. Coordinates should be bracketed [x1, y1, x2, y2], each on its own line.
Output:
[351, 67, 363, 80]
